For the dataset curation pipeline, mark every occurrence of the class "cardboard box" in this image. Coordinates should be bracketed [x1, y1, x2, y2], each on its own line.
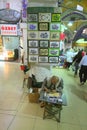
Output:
[28, 92, 40, 103]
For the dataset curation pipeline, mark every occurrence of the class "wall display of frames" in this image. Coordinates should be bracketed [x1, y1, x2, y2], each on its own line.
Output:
[28, 23, 38, 30]
[39, 23, 49, 31]
[39, 13, 51, 22]
[50, 32, 60, 40]
[39, 56, 48, 63]
[49, 48, 59, 56]
[27, 14, 38, 22]
[51, 13, 61, 22]
[39, 31, 50, 40]
[49, 57, 59, 63]
[39, 48, 48, 56]
[28, 40, 38, 47]
[29, 55, 38, 62]
[39, 40, 49, 48]
[29, 48, 38, 55]
[28, 31, 38, 39]
[49, 41, 59, 48]
[50, 23, 61, 31]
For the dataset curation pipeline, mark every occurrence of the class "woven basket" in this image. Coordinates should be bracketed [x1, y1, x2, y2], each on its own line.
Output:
[28, 92, 40, 103]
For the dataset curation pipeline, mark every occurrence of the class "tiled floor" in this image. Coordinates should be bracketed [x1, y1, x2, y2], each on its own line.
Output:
[0, 62, 87, 130]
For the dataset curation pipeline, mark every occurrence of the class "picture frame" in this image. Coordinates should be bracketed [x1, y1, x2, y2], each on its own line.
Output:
[39, 13, 51, 22]
[28, 40, 38, 47]
[39, 31, 50, 40]
[39, 48, 48, 56]
[49, 57, 59, 63]
[49, 48, 59, 56]
[39, 23, 49, 31]
[29, 55, 38, 62]
[27, 14, 38, 22]
[29, 48, 38, 55]
[28, 23, 38, 30]
[50, 23, 61, 31]
[39, 40, 49, 48]
[50, 32, 60, 40]
[39, 56, 48, 63]
[51, 13, 61, 22]
[28, 31, 38, 39]
[49, 41, 59, 48]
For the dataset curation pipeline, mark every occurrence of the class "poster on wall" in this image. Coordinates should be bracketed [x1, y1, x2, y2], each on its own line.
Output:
[27, 7, 61, 64]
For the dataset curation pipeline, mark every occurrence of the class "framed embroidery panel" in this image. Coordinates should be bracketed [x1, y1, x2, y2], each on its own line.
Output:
[27, 14, 38, 22]
[49, 48, 59, 56]
[28, 31, 38, 39]
[28, 40, 38, 47]
[49, 41, 59, 48]
[50, 23, 61, 31]
[39, 40, 49, 48]
[29, 55, 38, 62]
[39, 56, 48, 63]
[50, 32, 60, 40]
[39, 13, 51, 22]
[29, 48, 38, 55]
[51, 13, 61, 22]
[49, 57, 59, 63]
[28, 23, 38, 31]
[39, 48, 48, 56]
[39, 31, 50, 40]
[39, 23, 49, 31]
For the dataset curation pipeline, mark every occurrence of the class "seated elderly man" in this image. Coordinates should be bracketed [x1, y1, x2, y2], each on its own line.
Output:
[40, 75, 63, 107]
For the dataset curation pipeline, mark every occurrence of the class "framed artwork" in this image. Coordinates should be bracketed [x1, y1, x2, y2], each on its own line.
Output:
[50, 32, 60, 40]
[49, 48, 59, 56]
[29, 55, 38, 62]
[50, 41, 59, 48]
[50, 23, 61, 31]
[28, 23, 38, 30]
[39, 40, 49, 48]
[28, 31, 38, 39]
[49, 57, 59, 63]
[39, 56, 48, 63]
[27, 14, 38, 22]
[29, 48, 38, 55]
[28, 40, 38, 47]
[39, 31, 50, 40]
[39, 23, 49, 31]
[39, 13, 51, 22]
[51, 13, 61, 22]
[39, 48, 48, 56]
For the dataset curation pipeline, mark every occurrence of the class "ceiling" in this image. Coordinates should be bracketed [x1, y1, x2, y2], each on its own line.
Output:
[28, 0, 87, 42]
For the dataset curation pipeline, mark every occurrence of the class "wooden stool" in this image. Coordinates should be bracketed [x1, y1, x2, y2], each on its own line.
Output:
[23, 74, 29, 88]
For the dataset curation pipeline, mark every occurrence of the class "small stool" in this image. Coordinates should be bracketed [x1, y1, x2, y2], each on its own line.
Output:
[23, 74, 29, 88]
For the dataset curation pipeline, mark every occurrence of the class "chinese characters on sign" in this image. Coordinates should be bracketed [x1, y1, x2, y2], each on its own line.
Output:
[1, 25, 17, 35]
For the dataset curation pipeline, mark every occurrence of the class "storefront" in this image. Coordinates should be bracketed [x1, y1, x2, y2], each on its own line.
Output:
[0, 24, 20, 61]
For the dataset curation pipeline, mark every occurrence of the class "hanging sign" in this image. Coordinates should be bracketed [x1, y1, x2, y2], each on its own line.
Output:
[1, 24, 17, 36]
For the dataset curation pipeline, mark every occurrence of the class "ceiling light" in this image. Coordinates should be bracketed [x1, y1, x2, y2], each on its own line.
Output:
[76, 5, 83, 11]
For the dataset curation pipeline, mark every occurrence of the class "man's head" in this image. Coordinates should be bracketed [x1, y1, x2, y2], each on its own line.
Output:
[51, 76, 59, 84]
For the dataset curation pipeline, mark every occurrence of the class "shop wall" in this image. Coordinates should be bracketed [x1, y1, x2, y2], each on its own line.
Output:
[27, 7, 61, 64]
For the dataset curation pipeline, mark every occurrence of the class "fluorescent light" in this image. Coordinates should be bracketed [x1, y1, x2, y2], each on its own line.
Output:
[76, 5, 83, 11]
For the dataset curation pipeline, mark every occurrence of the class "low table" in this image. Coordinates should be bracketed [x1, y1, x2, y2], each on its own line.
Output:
[39, 93, 67, 122]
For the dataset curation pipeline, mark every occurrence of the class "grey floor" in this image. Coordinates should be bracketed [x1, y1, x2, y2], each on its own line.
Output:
[0, 62, 87, 130]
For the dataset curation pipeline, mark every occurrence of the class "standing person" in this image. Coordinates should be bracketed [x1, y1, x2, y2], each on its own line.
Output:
[65, 48, 75, 70]
[79, 51, 87, 85]
[72, 50, 83, 77]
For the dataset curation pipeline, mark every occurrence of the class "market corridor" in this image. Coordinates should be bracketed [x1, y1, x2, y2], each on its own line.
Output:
[0, 62, 87, 130]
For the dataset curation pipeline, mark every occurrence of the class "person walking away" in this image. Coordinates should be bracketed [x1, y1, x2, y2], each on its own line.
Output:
[65, 48, 75, 70]
[79, 51, 87, 85]
[73, 50, 83, 77]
